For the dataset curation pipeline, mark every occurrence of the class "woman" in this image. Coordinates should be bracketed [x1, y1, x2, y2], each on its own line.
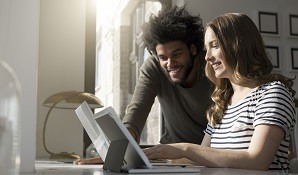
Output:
[143, 13, 296, 172]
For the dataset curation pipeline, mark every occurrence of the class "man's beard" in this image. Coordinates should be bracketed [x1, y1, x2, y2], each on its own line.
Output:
[163, 54, 196, 85]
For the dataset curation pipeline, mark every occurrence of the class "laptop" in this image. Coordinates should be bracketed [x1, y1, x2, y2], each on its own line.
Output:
[75, 101, 201, 173]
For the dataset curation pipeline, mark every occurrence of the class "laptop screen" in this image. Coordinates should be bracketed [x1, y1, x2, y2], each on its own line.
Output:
[75, 101, 110, 160]
[75, 102, 152, 172]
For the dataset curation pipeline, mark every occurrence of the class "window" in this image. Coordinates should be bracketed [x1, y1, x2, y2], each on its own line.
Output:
[129, 2, 146, 94]
[128, 1, 162, 145]
[95, 47, 102, 90]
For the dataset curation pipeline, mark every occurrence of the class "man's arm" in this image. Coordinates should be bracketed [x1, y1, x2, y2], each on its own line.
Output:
[122, 57, 161, 143]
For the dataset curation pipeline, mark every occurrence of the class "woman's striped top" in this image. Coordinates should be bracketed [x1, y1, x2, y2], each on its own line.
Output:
[205, 81, 296, 173]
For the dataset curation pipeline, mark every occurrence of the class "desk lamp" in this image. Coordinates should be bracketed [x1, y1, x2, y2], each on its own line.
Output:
[42, 90, 103, 160]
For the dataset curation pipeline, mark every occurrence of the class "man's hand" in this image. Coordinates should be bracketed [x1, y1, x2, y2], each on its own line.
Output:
[73, 129, 138, 165]
[73, 157, 104, 165]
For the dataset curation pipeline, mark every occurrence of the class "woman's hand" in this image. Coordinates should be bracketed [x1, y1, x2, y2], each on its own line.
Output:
[73, 157, 104, 165]
[143, 143, 186, 160]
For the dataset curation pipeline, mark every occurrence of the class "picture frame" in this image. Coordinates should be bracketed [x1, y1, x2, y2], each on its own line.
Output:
[289, 14, 298, 36]
[265, 45, 279, 69]
[291, 48, 298, 70]
[258, 11, 279, 35]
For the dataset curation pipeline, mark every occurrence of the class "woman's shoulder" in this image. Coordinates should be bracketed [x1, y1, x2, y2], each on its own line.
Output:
[254, 81, 295, 102]
[257, 81, 287, 92]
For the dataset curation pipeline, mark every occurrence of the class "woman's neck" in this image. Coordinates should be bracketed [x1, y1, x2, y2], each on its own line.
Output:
[229, 83, 258, 106]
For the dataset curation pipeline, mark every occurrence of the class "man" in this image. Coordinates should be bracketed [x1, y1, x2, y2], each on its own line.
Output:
[75, 5, 212, 164]
[124, 5, 212, 144]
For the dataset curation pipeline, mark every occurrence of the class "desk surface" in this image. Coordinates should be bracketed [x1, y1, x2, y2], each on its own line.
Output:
[22, 160, 296, 175]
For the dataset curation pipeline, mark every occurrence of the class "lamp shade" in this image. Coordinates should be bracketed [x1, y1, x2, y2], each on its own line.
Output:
[42, 90, 103, 160]
[43, 90, 103, 109]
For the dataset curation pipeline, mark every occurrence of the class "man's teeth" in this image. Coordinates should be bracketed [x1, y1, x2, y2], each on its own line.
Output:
[169, 68, 181, 73]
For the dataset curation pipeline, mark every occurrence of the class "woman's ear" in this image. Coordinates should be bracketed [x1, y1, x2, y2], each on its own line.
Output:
[190, 44, 197, 56]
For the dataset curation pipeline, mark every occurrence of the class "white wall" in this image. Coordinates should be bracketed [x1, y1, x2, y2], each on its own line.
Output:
[37, 0, 86, 158]
[1, 0, 88, 171]
[0, 0, 39, 173]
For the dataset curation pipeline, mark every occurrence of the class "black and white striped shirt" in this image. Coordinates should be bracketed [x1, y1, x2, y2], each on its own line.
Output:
[205, 81, 296, 172]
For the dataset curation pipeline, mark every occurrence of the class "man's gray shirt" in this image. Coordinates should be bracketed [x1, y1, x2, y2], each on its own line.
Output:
[123, 53, 212, 144]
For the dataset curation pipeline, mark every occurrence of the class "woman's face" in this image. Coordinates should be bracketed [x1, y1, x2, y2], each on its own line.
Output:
[204, 27, 231, 79]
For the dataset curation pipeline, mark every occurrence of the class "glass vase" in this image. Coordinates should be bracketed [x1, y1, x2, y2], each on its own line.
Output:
[0, 59, 21, 175]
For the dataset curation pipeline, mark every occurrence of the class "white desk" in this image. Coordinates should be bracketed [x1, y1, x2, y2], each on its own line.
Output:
[23, 160, 296, 175]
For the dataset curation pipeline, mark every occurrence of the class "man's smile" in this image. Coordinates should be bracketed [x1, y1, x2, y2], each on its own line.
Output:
[168, 67, 182, 75]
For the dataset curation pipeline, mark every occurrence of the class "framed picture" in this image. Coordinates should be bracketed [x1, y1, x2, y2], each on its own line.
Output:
[291, 48, 298, 70]
[258, 11, 278, 35]
[265, 46, 279, 69]
[289, 14, 298, 36]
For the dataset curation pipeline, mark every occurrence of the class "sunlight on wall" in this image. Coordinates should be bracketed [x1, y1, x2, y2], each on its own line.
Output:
[96, 0, 130, 32]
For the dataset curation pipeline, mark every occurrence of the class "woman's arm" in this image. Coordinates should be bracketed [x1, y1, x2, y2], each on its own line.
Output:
[165, 134, 211, 165]
[200, 134, 211, 147]
[144, 124, 284, 170]
[288, 138, 296, 160]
